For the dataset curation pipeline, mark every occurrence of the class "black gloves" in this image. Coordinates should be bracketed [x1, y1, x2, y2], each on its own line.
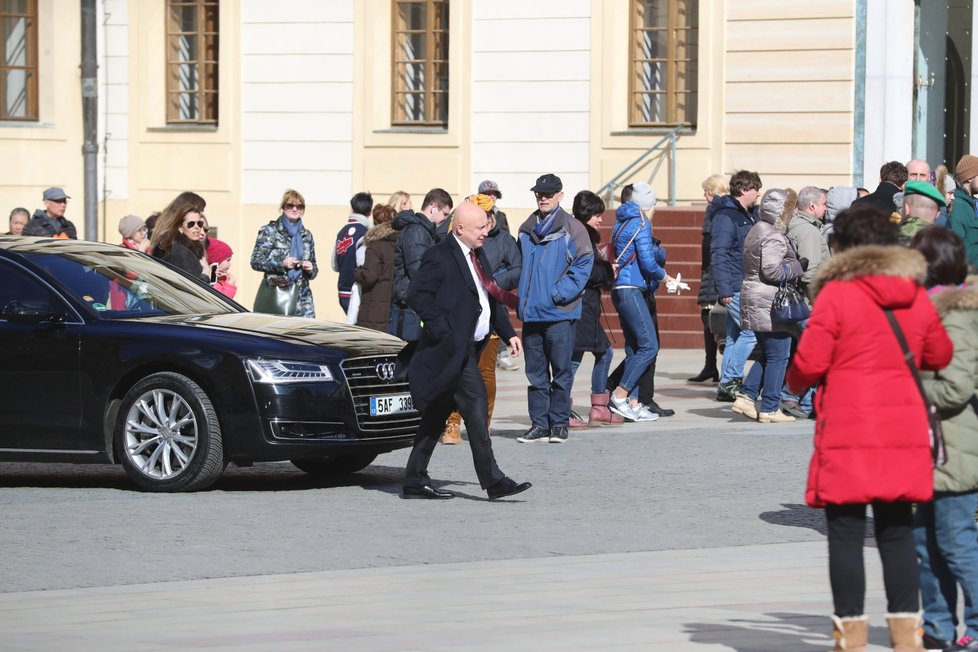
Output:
[799, 257, 810, 271]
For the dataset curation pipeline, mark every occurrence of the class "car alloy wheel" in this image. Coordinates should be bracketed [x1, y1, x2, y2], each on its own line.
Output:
[117, 372, 225, 492]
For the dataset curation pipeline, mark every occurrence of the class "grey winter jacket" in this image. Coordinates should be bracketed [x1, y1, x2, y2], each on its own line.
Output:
[785, 209, 831, 297]
[740, 189, 805, 332]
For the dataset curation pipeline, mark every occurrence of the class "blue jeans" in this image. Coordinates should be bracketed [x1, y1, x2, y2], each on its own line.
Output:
[741, 331, 792, 413]
[914, 491, 978, 641]
[571, 345, 614, 394]
[720, 292, 756, 385]
[612, 287, 659, 397]
[523, 320, 575, 428]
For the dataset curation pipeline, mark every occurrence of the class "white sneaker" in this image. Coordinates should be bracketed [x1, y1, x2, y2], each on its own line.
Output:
[609, 394, 641, 421]
[633, 405, 660, 422]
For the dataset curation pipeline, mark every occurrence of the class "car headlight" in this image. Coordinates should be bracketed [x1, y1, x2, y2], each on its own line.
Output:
[245, 359, 335, 384]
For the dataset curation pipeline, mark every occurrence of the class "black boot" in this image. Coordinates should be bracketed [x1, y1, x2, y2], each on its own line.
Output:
[687, 368, 719, 383]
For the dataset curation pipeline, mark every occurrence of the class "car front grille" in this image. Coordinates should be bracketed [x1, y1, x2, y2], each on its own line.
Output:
[340, 355, 421, 437]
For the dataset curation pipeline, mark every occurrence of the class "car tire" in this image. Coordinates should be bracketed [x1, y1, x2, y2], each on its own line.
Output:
[291, 453, 378, 476]
[116, 372, 227, 492]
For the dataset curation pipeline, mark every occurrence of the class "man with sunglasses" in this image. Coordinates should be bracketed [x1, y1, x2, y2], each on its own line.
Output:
[24, 187, 77, 239]
[515, 173, 594, 444]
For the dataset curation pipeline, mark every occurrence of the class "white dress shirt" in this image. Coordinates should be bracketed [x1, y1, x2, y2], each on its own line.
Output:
[452, 234, 491, 341]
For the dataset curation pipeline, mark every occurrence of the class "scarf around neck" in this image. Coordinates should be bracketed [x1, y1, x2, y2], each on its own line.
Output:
[279, 215, 305, 283]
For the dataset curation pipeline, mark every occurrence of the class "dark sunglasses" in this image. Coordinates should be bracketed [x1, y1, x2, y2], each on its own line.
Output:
[535, 192, 557, 200]
[284, 203, 305, 210]
[183, 220, 206, 229]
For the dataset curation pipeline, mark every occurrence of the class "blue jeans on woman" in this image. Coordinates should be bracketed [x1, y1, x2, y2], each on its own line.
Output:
[914, 491, 978, 642]
[612, 287, 658, 398]
[741, 330, 792, 413]
[571, 345, 614, 394]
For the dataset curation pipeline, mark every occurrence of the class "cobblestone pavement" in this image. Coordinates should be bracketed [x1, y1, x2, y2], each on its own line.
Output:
[0, 350, 904, 650]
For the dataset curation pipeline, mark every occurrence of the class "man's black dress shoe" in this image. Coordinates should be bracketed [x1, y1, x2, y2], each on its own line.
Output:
[644, 400, 675, 417]
[487, 477, 532, 500]
[402, 485, 455, 500]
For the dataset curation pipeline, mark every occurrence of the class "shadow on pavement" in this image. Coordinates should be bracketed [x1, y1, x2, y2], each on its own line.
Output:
[0, 461, 406, 493]
[683, 612, 894, 651]
[759, 503, 827, 536]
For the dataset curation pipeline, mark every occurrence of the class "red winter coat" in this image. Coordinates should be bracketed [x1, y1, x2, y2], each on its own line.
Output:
[785, 245, 952, 508]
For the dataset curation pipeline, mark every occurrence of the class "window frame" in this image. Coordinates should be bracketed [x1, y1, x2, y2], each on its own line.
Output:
[165, 0, 219, 126]
[0, 0, 39, 122]
[391, 0, 449, 128]
[628, 0, 697, 128]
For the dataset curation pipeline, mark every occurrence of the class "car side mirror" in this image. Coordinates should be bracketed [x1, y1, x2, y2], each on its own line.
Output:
[2, 299, 69, 324]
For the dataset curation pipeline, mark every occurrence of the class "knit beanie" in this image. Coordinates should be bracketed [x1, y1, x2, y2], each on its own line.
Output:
[469, 193, 495, 214]
[630, 182, 656, 210]
[206, 238, 233, 264]
[955, 155, 978, 182]
[118, 214, 145, 239]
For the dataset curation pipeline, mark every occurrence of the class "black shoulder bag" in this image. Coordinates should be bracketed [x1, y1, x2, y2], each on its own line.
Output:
[883, 309, 947, 467]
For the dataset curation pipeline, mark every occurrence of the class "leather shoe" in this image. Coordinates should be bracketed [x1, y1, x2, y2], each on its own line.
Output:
[644, 400, 675, 417]
[487, 477, 532, 500]
[402, 485, 455, 500]
[687, 368, 719, 383]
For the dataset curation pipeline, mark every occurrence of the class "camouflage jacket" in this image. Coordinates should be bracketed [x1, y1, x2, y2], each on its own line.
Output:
[250, 217, 318, 318]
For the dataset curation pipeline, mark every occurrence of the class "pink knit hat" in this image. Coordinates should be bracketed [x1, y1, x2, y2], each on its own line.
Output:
[206, 238, 233, 264]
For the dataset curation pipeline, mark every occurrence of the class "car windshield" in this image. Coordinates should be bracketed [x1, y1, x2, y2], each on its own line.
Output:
[20, 247, 241, 319]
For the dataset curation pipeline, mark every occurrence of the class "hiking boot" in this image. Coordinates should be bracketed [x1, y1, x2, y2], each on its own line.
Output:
[440, 422, 462, 445]
[716, 379, 741, 402]
[732, 393, 758, 420]
[516, 425, 550, 443]
[758, 410, 796, 424]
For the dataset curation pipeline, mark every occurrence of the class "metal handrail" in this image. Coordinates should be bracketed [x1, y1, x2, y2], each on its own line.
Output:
[595, 126, 687, 208]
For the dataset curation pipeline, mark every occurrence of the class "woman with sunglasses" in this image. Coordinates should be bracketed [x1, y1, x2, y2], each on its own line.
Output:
[149, 193, 210, 281]
[250, 189, 318, 318]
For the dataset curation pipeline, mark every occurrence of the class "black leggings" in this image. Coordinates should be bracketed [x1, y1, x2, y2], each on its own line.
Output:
[826, 502, 919, 617]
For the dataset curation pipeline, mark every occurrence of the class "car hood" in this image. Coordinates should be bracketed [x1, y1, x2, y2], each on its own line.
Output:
[126, 313, 408, 357]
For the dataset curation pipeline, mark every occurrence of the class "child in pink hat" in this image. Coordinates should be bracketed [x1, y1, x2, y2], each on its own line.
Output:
[206, 238, 237, 299]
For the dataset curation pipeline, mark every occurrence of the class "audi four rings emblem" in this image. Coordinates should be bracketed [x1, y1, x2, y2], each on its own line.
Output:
[376, 362, 396, 381]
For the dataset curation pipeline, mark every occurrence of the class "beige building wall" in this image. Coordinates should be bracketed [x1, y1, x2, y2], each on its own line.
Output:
[723, 0, 857, 191]
[3, 0, 867, 324]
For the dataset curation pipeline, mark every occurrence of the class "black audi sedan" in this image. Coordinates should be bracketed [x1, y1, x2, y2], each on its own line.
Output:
[0, 237, 419, 491]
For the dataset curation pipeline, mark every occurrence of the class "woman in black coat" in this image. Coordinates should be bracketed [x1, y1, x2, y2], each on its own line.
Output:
[688, 174, 728, 383]
[569, 191, 621, 426]
[149, 192, 209, 282]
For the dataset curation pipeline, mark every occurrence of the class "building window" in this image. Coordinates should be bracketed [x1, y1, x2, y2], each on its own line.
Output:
[166, 0, 218, 125]
[392, 0, 448, 127]
[630, 0, 697, 128]
[1, 0, 38, 121]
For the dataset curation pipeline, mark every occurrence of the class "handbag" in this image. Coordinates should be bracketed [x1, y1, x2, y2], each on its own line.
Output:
[388, 303, 422, 342]
[883, 309, 948, 468]
[253, 275, 301, 316]
[770, 280, 811, 325]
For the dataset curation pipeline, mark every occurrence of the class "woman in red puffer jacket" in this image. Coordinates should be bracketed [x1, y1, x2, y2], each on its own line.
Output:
[785, 206, 953, 651]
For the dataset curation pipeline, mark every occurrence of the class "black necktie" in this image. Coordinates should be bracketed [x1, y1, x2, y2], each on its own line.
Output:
[469, 250, 519, 309]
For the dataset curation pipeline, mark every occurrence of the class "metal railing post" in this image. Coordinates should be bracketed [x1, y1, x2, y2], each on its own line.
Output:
[669, 132, 677, 206]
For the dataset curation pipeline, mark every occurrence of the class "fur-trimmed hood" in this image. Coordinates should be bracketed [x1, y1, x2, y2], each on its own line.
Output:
[758, 188, 797, 233]
[810, 245, 927, 300]
[363, 221, 398, 244]
[930, 283, 978, 315]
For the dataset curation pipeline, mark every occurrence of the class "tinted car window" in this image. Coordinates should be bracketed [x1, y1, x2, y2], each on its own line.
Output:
[0, 259, 64, 312]
[19, 248, 241, 318]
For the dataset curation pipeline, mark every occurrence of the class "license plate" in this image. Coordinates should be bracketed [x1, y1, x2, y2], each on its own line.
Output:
[370, 394, 414, 416]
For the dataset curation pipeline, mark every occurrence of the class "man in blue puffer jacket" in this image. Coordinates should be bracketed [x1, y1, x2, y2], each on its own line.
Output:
[515, 173, 594, 444]
[607, 183, 672, 421]
[710, 170, 761, 401]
